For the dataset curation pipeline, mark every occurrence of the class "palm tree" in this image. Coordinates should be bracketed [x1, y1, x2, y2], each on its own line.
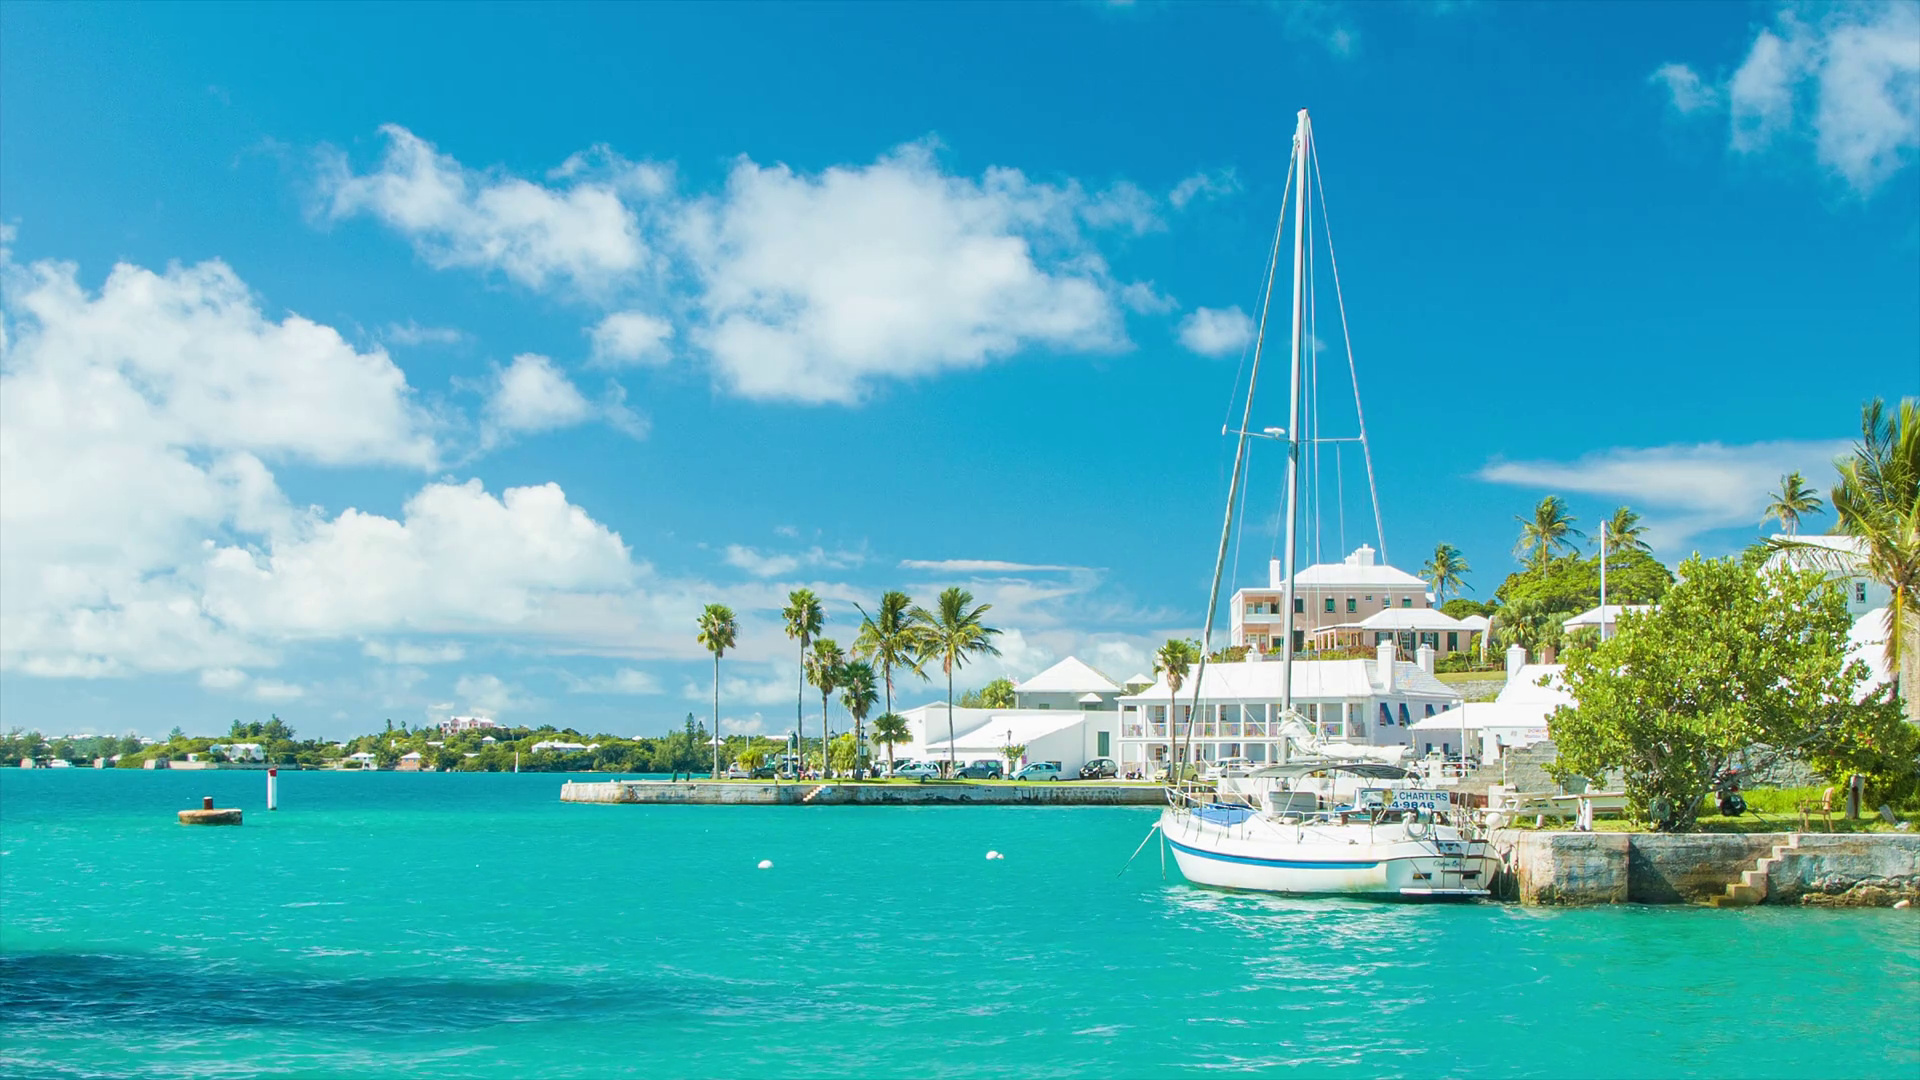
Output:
[870, 712, 910, 777]
[909, 587, 1002, 776]
[838, 659, 879, 778]
[1602, 506, 1651, 555]
[1773, 399, 1918, 723]
[695, 604, 738, 779]
[1514, 495, 1584, 567]
[1155, 637, 1197, 782]
[1420, 543, 1471, 603]
[853, 591, 926, 718]
[1765, 471, 1824, 535]
[806, 638, 845, 777]
[782, 589, 824, 778]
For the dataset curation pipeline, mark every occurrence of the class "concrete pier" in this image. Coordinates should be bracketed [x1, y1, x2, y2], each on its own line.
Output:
[1494, 830, 1920, 906]
[561, 780, 1169, 807]
[178, 796, 243, 825]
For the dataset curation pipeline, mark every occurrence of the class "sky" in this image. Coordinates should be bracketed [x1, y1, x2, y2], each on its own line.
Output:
[1, 0, 1916, 741]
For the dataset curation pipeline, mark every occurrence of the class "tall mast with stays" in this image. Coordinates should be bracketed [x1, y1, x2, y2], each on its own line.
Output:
[1278, 108, 1311, 718]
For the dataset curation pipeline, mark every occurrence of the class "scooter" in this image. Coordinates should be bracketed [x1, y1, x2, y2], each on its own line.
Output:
[1712, 765, 1747, 817]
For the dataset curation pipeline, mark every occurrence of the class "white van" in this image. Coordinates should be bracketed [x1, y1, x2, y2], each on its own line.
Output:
[1204, 757, 1254, 781]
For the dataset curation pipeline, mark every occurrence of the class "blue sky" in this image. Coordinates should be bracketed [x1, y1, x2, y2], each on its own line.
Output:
[2, 1, 1915, 740]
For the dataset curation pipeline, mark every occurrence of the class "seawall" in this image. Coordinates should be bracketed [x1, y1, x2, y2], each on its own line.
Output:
[560, 780, 1169, 807]
[1493, 830, 1920, 906]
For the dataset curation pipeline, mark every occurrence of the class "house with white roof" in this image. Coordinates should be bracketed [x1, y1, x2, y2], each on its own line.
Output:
[1309, 605, 1477, 658]
[1114, 641, 1461, 775]
[1561, 603, 1653, 637]
[1411, 646, 1568, 760]
[1012, 656, 1123, 710]
[1230, 544, 1438, 656]
[1763, 534, 1891, 618]
[441, 715, 500, 734]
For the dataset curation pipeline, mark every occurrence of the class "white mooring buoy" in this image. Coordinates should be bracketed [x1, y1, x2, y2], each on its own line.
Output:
[266, 766, 278, 811]
[757, 859, 773, 869]
[985, 850, 1004, 860]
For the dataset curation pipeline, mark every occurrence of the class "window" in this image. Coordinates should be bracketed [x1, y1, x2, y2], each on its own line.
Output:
[1097, 731, 1110, 757]
[1399, 703, 1412, 726]
[1037, 704, 1050, 710]
[1379, 702, 1393, 727]
[1447, 632, 1459, 651]
[1856, 582, 1868, 603]
[1383, 595, 1391, 607]
[1294, 597, 1304, 613]
[1402, 597, 1413, 608]
[1347, 597, 1357, 613]
[1425, 704, 1436, 718]
[1292, 629, 1305, 651]
[1325, 597, 1336, 613]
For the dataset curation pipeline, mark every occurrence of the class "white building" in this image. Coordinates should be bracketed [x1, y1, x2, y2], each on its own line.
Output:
[1561, 603, 1653, 637]
[530, 740, 593, 753]
[891, 657, 1123, 773]
[1012, 656, 1123, 710]
[442, 716, 500, 734]
[208, 742, 266, 762]
[1114, 642, 1461, 775]
[1310, 605, 1477, 658]
[1411, 646, 1567, 760]
[1764, 534, 1890, 617]
[1230, 544, 1438, 655]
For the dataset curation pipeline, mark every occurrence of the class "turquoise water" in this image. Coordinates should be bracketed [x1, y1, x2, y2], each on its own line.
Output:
[3, 771, 1916, 1079]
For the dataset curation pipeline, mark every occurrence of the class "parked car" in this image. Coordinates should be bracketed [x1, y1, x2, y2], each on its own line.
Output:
[1204, 757, 1254, 781]
[954, 760, 1004, 780]
[895, 761, 942, 780]
[1150, 762, 1201, 784]
[1078, 757, 1118, 780]
[1012, 761, 1063, 782]
[725, 763, 749, 779]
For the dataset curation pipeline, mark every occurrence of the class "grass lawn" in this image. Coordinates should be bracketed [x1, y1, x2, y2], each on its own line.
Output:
[1503, 786, 1919, 834]
[1433, 670, 1505, 685]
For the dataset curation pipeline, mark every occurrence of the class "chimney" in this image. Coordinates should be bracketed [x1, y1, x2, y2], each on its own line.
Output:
[1375, 640, 1397, 693]
[1269, 558, 1283, 589]
[1505, 643, 1527, 682]
[1416, 644, 1435, 675]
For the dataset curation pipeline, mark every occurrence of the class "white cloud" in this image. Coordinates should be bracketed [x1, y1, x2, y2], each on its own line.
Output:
[722, 543, 866, 579]
[678, 142, 1130, 404]
[1177, 306, 1254, 356]
[1651, 63, 1723, 114]
[1119, 281, 1178, 315]
[1656, 3, 1920, 193]
[721, 712, 768, 735]
[1279, 1, 1357, 57]
[1476, 438, 1851, 550]
[484, 353, 594, 435]
[363, 640, 467, 665]
[588, 311, 673, 367]
[250, 679, 306, 702]
[898, 558, 1084, 574]
[318, 125, 659, 292]
[199, 668, 248, 690]
[1168, 168, 1241, 209]
[384, 320, 466, 346]
[1, 253, 438, 678]
[1078, 180, 1162, 234]
[563, 667, 661, 695]
[454, 672, 534, 718]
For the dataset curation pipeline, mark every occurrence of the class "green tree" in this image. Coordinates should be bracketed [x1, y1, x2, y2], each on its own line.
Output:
[1601, 506, 1651, 555]
[1491, 550, 1673, 656]
[1155, 637, 1199, 780]
[1002, 742, 1027, 774]
[1771, 399, 1918, 725]
[782, 588, 825, 779]
[1440, 598, 1494, 619]
[870, 712, 910, 776]
[853, 591, 926, 718]
[838, 658, 879, 777]
[1549, 554, 1901, 831]
[696, 604, 738, 779]
[910, 587, 1002, 776]
[1421, 543, 1471, 603]
[1514, 495, 1584, 568]
[958, 677, 1016, 709]
[1764, 470, 1825, 535]
[807, 638, 845, 777]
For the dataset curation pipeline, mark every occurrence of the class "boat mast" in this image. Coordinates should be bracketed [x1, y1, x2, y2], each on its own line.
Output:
[1279, 109, 1310, 716]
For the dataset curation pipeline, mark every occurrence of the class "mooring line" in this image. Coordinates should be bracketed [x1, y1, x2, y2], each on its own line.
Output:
[1119, 822, 1161, 878]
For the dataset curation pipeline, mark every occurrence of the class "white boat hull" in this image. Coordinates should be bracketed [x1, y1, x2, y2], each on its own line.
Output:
[1159, 807, 1499, 898]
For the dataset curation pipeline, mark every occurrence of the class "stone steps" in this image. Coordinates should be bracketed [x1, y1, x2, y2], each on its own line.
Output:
[1709, 834, 1803, 907]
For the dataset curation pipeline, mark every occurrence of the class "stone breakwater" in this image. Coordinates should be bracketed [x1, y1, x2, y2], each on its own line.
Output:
[561, 780, 1170, 807]
[1493, 830, 1920, 906]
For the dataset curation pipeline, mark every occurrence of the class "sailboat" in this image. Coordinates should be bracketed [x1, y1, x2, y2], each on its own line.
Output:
[1156, 110, 1499, 899]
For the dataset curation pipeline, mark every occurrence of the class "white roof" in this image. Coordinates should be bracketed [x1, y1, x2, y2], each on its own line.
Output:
[400, 751, 423, 760]
[1119, 658, 1459, 704]
[1014, 656, 1120, 695]
[1123, 672, 1155, 687]
[1562, 603, 1652, 629]
[1498, 664, 1571, 707]
[918, 709, 1094, 755]
[1455, 614, 1491, 631]
[1764, 533, 1867, 575]
[1411, 701, 1556, 732]
[1351, 607, 1463, 632]
[1283, 545, 1429, 589]
[1076, 692, 1105, 703]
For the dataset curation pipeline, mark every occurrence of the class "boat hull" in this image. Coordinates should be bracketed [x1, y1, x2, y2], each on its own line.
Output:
[1159, 807, 1499, 898]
